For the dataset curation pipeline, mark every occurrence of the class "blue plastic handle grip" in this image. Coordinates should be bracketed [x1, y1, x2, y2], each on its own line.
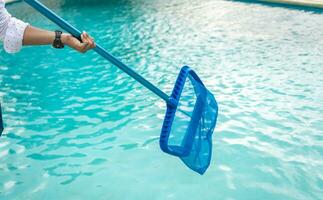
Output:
[24, 0, 174, 106]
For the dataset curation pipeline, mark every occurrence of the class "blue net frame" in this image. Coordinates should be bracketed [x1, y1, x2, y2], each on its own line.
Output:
[160, 66, 218, 174]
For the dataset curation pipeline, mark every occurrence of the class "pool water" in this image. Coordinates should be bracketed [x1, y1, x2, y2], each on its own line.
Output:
[1, 0, 323, 199]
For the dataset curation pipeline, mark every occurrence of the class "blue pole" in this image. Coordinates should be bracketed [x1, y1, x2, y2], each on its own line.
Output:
[24, 0, 174, 106]
[0, 103, 3, 136]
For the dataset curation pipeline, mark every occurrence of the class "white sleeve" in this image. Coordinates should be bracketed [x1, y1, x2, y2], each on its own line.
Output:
[0, 2, 29, 54]
[4, 17, 29, 53]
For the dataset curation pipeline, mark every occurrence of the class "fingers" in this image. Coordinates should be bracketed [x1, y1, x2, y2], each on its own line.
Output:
[78, 33, 89, 53]
[79, 31, 95, 53]
[83, 32, 96, 48]
[63, 31, 95, 53]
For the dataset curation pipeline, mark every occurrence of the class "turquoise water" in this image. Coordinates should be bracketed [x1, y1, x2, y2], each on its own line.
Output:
[1, 0, 323, 199]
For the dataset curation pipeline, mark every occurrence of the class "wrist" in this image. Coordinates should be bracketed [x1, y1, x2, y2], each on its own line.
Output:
[61, 33, 71, 45]
[52, 30, 65, 49]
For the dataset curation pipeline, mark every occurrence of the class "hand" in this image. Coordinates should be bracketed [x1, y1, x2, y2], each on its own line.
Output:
[61, 31, 96, 53]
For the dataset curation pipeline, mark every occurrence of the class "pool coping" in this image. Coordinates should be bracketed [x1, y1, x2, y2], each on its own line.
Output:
[5, 0, 22, 5]
[259, 0, 323, 9]
[5, 0, 323, 9]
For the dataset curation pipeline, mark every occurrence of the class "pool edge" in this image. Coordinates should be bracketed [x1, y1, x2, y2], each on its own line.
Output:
[259, 0, 323, 9]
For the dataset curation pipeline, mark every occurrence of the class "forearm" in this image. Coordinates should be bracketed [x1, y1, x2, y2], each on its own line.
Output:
[22, 25, 55, 45]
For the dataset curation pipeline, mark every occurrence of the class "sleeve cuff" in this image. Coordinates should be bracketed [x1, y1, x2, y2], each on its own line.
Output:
[4, 17, 28, 54]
